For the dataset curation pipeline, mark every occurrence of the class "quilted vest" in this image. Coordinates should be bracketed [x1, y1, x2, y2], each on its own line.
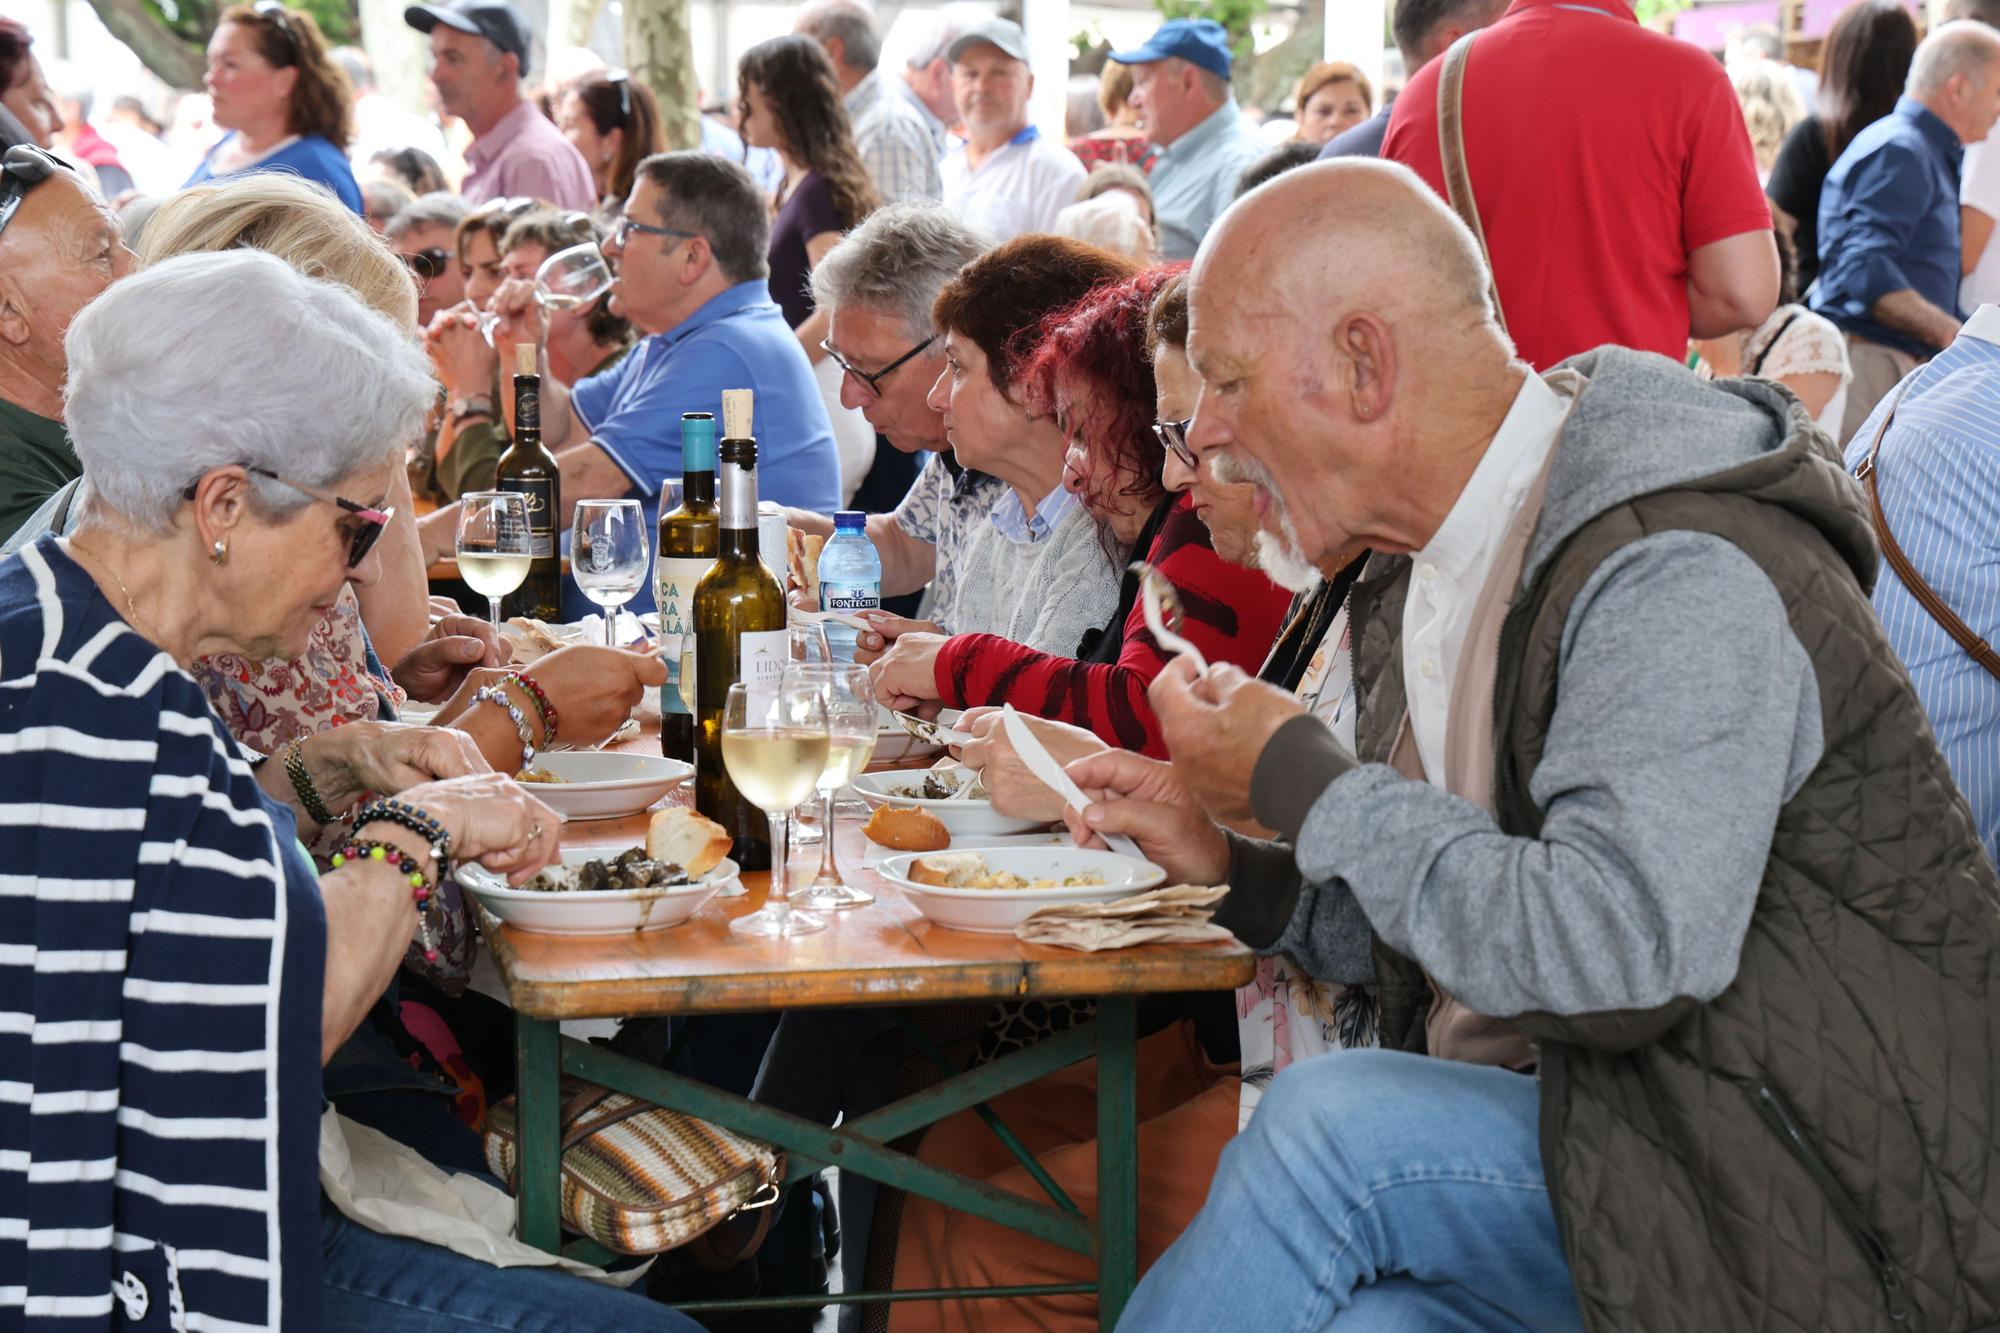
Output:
[1351, 399, 2000, 1331]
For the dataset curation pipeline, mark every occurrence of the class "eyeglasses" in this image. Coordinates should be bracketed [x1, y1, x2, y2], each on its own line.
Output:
[400, 246, 450, 286]
[253, 0, 298, 60]
[820, 335, 937, 398]
[610, 214, 698, 249]
[606, 69, 632, 123]
[1152, 417, 1196, 471]
[0, 145, 63, 245]
[181, 466, 395, 569]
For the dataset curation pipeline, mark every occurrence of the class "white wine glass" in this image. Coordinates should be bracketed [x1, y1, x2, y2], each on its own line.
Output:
[477, 242, 614, 345]
[790, 664, 876, 911]
[785, 622, 834, 844]
[724, 680, 830, 939]
[573, 498, 649, 646]
[455, 490, 532, 629]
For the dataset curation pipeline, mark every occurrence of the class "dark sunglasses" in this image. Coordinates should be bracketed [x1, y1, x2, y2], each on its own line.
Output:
[820, 335, 936, 398]
[401, 246, 450, 285]
[1153, 418, 1196, 471]
[182, 466, 395, 569]
[0, 145, 64, 245]
[606, 69, 632, 123]
[253, 0, 298, 60]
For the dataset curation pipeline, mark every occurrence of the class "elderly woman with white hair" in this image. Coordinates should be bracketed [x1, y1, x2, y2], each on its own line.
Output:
[0, 249, 698, 1331]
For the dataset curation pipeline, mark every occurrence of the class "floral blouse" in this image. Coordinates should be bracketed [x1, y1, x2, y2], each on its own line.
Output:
[193, 583, 405, 751]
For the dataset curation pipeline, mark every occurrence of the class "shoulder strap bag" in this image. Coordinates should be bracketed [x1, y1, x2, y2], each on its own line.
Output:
[1437, 32, 1507, 333]
[1855, 379, 2000, 681]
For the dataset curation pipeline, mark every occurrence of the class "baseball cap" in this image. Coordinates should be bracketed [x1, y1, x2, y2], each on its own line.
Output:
[947, 17, 1029, 64]
[405, 0, 533, 77]
[1108, 18, 1233, 81]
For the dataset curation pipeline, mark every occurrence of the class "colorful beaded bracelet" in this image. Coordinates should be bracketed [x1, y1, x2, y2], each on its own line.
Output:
[472, 682, 536, 770]
[352, 797, 452, 878]
[283, 735, 336, 825]
[512, 672, 558, 746]
[330, 838, 442, 963]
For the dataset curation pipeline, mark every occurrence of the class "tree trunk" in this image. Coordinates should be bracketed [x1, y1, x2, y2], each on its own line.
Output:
[80, 0, 204, 89]
[358, 0, 430, 116]
[624, 0, 699, 151]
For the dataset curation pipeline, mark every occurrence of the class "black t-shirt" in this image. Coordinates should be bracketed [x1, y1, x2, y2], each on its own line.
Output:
[1767, 115, 1834, 291]
[767, 172, 844, 330]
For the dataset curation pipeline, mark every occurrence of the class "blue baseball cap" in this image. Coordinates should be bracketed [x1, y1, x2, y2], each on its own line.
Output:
[1108, 18, 1233, 81]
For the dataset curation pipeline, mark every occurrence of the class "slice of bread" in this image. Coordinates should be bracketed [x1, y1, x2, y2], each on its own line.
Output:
[646, 807, 733, 878]
[906, 851, 989, 888]
[787, 527, 826, 604]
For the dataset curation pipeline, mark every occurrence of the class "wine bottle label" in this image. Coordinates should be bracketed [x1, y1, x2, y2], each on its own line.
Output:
[738, 628, 788, 711]
[504, 478, 557, 557]
[654, 556, 713, 718]
[824, 584, 881, 613]
[720, 462, 757, 531]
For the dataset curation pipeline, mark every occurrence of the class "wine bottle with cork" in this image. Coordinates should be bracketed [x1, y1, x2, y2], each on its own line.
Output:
[495, 343, 562, 621]
[656, 412, 719, 762]
[691, 389, 787, 869]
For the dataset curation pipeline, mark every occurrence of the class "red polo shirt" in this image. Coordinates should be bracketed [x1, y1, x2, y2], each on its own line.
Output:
[1383, 0, 1770, 370]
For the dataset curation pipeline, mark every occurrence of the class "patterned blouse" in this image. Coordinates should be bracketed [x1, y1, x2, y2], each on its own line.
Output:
[192, 582, 405, 752]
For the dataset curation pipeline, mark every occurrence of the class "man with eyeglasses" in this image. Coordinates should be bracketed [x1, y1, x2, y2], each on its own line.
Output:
[420, 150, 840, 618]
[0, 145, 134, 542]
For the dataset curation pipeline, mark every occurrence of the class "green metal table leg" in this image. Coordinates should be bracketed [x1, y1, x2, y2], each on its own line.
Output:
[515, 1013, 562, 1251]
[1095, 996, 1138, 1331]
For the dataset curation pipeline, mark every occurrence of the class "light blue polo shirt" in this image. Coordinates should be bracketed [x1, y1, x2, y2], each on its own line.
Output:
[1149, 99, 1265, 261]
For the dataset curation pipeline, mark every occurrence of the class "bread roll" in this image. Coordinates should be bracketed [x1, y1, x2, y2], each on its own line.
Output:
[906, 851, 988, 887]
[787, 527, 826, 604]
[863, 805, 950, 852]
[646, 807, 733, 878]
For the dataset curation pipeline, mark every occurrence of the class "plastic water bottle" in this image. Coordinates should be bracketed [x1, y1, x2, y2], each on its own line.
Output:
[818, 510, 880, 662]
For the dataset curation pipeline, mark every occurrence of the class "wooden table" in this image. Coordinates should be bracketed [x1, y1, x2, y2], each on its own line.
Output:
[484, 725, 1253, 1329]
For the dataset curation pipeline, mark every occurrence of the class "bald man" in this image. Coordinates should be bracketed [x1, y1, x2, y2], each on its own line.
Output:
[1064, 161, 2000, 1330]
[0, 155, 132, 541]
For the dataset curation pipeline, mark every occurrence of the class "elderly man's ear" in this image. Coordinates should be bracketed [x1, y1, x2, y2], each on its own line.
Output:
[0, 278, 34, 349]
[1340, 312, 1395, 424]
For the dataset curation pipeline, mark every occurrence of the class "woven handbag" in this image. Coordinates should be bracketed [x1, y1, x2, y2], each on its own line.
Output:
[484, 1076, 783, 1256]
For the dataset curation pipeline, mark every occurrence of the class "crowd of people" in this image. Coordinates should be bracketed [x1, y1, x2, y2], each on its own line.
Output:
[3, 0, 2000, 1327]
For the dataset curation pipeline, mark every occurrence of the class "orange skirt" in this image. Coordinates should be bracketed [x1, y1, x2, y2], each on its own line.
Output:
[887, 1020, 1239, 1333]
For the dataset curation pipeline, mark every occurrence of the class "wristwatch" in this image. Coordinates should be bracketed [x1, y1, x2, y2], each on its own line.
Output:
[447, 393, 494, 423]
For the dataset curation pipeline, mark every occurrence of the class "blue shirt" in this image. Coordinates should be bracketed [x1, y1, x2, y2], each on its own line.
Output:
[1149, 99, 1265, 260]
[1318, 105, 1390, 160]
[988, 481, 1079, 543]
[568, 279, 841, 616]
[699, 116, 784, 195]
[1842, 303, 2000, 866]
[184, 131, 364, 214]
[1811, 96, 1963, 358]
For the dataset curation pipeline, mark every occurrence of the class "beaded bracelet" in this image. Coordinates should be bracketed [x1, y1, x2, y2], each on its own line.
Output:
[283, 736, 336, 825]
[512, 672, 559, 746]
[472, 682, 537, 770]
[330, 837, 442, 963]
[352, 797, 453, 880]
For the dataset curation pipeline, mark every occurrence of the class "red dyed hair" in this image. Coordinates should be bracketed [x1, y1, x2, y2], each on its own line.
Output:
[1024, 263, 1187, 514]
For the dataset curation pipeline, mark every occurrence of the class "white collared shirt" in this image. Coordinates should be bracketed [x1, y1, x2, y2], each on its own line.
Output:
[1403, 372, 1572, 782]
[939, 126, 1087, 243]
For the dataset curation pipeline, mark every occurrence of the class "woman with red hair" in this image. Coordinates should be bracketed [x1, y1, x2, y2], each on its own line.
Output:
[870, 265, 1289, 755]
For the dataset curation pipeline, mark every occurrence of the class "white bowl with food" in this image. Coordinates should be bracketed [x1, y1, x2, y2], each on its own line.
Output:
[871, 707, 964, 763]
[513, 751, 693, 821]
[876, 848, 1164, 934]
[852, 764, 1049, 839]
[460, 810, 733, 934]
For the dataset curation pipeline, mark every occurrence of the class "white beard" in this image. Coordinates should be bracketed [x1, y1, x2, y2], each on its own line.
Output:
[1215, 450, 1321, 593]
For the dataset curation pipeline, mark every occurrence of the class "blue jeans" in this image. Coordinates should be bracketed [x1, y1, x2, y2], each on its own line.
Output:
[322, 1196, 701, 1331]
[1117, 1049, 1585, 1331]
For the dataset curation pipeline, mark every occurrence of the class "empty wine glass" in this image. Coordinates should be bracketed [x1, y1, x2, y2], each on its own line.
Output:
[573, 498, 649, 646]
[790, 664, 877, 911]
[455, 490, 532, 628]
[478, 242, 614, 345]
[723, 679, 830, 939]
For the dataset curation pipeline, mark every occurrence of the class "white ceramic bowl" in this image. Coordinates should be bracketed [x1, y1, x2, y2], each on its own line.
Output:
[459, 848, 737, 934]
[515, 751, 693, 821]
[876, 848, 1164, 935]
[851, 767, 1050, 838]
[870, 707, 963, 764]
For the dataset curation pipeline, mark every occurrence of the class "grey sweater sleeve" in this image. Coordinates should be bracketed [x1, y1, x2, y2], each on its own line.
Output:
[1281, 531, 1822, 1023]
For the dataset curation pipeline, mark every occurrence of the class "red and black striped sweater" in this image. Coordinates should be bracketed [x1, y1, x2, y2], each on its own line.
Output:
[930, 495, 1291, 757]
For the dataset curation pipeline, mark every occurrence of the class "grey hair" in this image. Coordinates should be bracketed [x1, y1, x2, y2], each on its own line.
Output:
[362, 176, 414, 222]
[810, 201, 990, 341]
[797, 0, 882, 73]
[1174, 59, 1231, 105]
[1908, 20, 2000, 96]
[636, 151, 771, 284]
[63, 249, 436, 534]
[384, 190, 469, 242]
[331, 45, 373, 91]
[903, 3, 986, 69]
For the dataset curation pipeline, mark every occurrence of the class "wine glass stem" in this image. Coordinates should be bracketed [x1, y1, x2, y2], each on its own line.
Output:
[766, 810, 790, 917]
[487, 594, 502, 629]
[605, 601, 618, 647]
[816, 790, 840, 885]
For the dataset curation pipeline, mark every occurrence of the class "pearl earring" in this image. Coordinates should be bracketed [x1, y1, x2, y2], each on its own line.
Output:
[211, 540, 228, 566]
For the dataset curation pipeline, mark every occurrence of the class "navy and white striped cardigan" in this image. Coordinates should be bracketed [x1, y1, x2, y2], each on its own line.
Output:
[1, 536, 324, 1330]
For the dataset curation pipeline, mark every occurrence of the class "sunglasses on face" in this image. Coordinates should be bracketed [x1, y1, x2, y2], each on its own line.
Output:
[182, 466, 395, 569]
[1153, 418, 1197, 471]
[0, 145, 65, 245]
[401, 246, 450, 285]
[820, 335, 936, 399]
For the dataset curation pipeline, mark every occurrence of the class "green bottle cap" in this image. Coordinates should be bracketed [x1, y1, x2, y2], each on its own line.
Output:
[681, 412, 717, 472]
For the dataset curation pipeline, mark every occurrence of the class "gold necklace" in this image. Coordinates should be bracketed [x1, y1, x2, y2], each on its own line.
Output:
[67, 538, 167, 646]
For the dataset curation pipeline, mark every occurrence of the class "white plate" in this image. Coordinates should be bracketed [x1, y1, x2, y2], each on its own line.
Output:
[460, 848, 737, 934]
[851, 767, 1049, 838]
[515, 751, 693, 821]
[876, 848, 1164, 934]
[871, 707, 962, 763]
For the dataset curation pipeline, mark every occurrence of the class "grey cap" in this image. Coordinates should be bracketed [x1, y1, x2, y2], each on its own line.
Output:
[947, 17, 1028, 63]
[405, 0, 533, 76]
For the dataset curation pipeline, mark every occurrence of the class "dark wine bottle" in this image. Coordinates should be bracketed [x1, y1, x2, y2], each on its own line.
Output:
[656, 412, 719, 763]
[691, 390, 786, 870]
[496, 343, 562, 621]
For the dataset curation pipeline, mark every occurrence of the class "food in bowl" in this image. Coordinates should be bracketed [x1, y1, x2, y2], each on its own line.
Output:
[906, 851, 1104, 890]
[863, 805, 950, 851]
[515, 767, 565, 784]
[887, 768, 984, 801]
[527, 846, 689, 891]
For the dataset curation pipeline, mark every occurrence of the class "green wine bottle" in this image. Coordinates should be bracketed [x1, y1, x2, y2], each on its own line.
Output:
[692, 390, 786, 870]
[495, 343, 562, 621]
[656, 412, 719, 763]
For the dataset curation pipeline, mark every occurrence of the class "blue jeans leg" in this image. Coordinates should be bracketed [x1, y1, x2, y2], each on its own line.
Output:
[1115, 1049, 1583, 1332]
[321, 1196, 702, 1332]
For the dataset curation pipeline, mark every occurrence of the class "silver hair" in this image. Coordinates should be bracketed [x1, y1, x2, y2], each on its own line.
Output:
[1908, 20, 2000, 96]
[903, 3, 987, 69]
[797, 0, 882, 72]
[1176, 59, 1231, 106]
[810, 201, 991, 341]
[384, 190, 469, 242]
[63, 249, 436, 535]
[362, 176, 414, 222]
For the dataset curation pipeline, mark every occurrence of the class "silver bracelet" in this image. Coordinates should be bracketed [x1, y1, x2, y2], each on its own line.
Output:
[472, 682, 535, 770]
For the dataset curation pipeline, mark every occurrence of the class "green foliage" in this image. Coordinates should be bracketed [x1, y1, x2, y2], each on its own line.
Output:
[1631, 0, 1689, 25]
[138, 0, 357, 58]
[1153, 0, 1268, 63]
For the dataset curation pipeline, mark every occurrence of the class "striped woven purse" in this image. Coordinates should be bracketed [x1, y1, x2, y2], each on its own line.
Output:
[484, 1076, 783, 1255]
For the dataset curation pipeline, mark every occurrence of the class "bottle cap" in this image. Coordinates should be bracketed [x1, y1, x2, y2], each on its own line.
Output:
[833, 510, 866, 531]
[721, 389, 754, 439]
[680, 412, 717, 472]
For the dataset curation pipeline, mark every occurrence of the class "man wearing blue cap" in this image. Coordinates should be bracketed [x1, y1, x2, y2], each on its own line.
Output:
[1111, 19, 1263, 260]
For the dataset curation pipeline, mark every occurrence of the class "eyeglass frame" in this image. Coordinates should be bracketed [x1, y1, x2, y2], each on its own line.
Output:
[180, 466, 396, 569]
[399, 245, 451, 287]
[819, 335, 937, 398]
[1153, 417, 1197, 472]
[0, 145, 66, 246]
[610, 214, 698, 249]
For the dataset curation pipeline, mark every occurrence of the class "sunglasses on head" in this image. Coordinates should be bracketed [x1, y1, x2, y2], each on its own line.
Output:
[182, 466, 395, 569]
[253, 0, 299, 60]
[606, 69, 632, 123]
[0, 145, 66, 245]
